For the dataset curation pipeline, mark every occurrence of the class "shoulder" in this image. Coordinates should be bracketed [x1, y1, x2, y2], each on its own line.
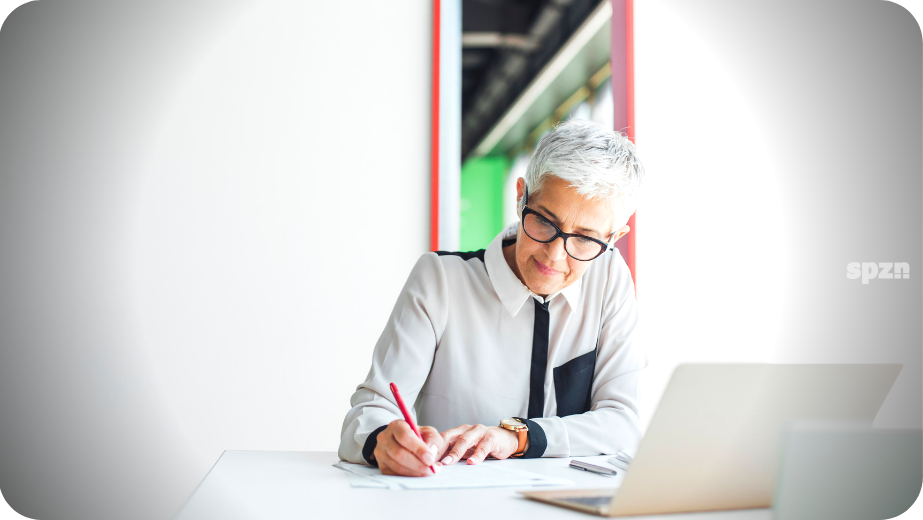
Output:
[431, 248, 489, 278]
[606, 248, 636, 311]
[582, 247, 635, 311]
[408, 250, 446, 276]
[400, 252, 446, 292]
[434, 249, 487, 262]
[404, 249, 488, 287]
[605, 248, 634, 293]
[424, 248, 496, 301]
[581, 247, 632, 286]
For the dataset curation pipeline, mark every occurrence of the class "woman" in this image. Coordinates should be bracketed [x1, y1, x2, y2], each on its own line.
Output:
[338, 119, 646, 477]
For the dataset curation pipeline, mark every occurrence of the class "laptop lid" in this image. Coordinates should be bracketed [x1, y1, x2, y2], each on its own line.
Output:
[607, 364, 901, 517]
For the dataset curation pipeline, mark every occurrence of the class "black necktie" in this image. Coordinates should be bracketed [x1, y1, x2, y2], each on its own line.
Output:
[528, 299, 550, 419]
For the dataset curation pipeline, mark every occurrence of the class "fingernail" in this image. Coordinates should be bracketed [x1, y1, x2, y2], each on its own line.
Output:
[432, 465, 440, 474]
[423, 452, 435, 465]
[429, 444, 438, 454]
[441, 456, 452, 464]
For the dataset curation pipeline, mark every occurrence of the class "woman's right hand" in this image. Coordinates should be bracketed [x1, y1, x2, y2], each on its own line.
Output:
[372, 419, 445, 477]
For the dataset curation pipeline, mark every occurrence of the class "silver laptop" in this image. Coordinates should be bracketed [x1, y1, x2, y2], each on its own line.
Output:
[521, 363, 901, 516]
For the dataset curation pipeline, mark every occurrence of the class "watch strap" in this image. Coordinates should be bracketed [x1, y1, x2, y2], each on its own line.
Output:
[512, 426, 528, 457]
[514, 417, 547, 459]
[501, 418, 529, 457]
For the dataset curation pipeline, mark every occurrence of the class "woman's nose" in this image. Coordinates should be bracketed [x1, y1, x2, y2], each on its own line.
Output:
[546, 237, 568, 261]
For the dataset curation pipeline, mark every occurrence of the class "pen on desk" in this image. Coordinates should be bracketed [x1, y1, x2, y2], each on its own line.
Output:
[389, 382, 436, 474]
[569, 460, 618, 476]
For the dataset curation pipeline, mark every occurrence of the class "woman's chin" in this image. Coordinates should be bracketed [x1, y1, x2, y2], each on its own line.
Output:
[525, 274, 562, 297]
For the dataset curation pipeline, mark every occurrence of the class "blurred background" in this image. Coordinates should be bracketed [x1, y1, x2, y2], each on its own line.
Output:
[457, 0, 618, 253]
[0, 1, 919, 519]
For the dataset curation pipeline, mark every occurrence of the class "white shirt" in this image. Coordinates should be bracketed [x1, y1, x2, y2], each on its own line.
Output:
[338, 223, 646, 463]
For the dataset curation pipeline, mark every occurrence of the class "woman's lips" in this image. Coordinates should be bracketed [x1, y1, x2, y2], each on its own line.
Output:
[533, 258, 560, 276]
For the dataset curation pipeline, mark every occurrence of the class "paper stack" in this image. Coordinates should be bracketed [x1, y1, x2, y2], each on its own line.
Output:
[333, 461, 574, 490]
[608, 450, 635, 471]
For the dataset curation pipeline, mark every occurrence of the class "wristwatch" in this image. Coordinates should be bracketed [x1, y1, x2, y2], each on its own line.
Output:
[499, 418, 529, 457]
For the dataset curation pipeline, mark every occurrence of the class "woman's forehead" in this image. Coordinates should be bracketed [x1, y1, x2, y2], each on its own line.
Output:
[531, 178, 614, 236]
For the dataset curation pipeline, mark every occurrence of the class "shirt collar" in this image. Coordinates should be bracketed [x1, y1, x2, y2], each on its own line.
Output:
[484, 223, 582, 317]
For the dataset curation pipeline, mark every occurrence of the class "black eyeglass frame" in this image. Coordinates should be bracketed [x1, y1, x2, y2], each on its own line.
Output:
[520, 187, 615, 262]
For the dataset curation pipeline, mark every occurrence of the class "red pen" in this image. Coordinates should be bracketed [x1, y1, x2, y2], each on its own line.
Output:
[389, 382, 436, 474]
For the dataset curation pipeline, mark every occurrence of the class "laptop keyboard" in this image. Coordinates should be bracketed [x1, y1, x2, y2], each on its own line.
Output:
[560, 495, 613, 508]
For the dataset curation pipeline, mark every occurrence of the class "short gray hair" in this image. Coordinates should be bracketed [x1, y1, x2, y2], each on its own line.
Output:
[518, 119, 644, 232]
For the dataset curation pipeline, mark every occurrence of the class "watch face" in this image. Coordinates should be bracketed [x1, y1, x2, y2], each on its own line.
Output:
[501, 418, 524, 429]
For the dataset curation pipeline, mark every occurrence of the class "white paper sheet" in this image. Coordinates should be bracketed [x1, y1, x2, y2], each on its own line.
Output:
[333, 461, 574, 490]
[607, 450, 634, 471]
[338, 469, 391, 489]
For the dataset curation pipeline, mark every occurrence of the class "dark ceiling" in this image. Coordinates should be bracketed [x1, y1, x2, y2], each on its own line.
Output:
[462, 0, 601, 159]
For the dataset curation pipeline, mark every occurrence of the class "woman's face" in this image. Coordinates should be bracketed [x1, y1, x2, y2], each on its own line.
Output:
[504, 175, 628, 297]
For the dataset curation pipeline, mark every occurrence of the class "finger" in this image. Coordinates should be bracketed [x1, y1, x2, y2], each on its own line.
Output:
[388, 446, 435, 476]
[466, 437, 494, 465]
[378, 457, 397, 476]
[382, 432, 434, 476]
[382, 454, 435, 477]
[392, 421, 437, 467]
[439, 424, 470, 445]
[441, 431, 473, 465]
[375, 442, 401, 476]
[462, 445, 478, 460]
[379, 427, 433, 476]
[420, 426, 447, 456]
[442, 425, 484, 465]
[437, 424, 470, 460]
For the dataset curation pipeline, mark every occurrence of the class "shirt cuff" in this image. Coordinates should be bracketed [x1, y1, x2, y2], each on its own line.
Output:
[516, 417, 547, 458]
[362, 425, 389, 467]
[529, 416, 569, 457]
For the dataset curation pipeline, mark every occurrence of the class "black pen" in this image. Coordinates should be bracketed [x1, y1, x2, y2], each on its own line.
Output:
[569, 460, 618, 476]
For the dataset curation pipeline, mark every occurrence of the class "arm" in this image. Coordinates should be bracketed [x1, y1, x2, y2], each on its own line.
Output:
[337, 252, 449, 465]
[531, 253, 647, 457]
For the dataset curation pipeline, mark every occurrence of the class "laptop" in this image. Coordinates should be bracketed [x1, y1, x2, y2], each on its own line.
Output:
[520, 363, 901, 516]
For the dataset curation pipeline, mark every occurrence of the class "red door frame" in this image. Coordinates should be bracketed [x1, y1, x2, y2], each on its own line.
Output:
[430, 0, 441, 252]
[612, 0, 637, 287]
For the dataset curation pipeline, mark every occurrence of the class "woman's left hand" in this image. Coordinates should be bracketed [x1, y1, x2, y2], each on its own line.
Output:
[438, 424, 520, 465]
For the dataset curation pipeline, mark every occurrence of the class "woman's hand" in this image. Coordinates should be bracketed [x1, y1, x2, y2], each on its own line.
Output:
[373, 420, 446, 477]
[439, 424, 520, 465]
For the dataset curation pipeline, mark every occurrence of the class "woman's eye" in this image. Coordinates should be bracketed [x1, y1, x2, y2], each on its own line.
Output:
[536, 217, 555, 229]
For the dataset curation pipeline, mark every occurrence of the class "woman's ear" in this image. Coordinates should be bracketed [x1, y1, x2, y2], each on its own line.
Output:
[612, 225, 630, 243]
[515, 177, 525, 206]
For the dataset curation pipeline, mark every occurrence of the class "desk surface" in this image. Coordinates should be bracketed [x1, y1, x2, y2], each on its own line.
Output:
[174, 451, 773, 520]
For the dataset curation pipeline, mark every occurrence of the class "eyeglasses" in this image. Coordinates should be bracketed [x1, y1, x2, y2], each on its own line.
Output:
[520, 187, 613, 261]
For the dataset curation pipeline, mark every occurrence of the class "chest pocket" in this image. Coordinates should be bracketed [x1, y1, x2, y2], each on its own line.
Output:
[553, 348, 597, 417]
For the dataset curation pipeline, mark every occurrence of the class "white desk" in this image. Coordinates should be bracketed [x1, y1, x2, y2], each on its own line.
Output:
[174, 451, 773, 520]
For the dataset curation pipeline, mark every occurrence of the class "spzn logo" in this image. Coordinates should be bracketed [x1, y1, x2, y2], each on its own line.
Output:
[846, 262, 910, 284]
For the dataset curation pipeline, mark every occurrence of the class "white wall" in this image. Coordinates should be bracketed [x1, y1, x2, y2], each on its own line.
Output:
[633, 0, 921, 431]
[131, 0, 434, 492]
[0, 1, 431, 519]
[133, 0, 432, 455]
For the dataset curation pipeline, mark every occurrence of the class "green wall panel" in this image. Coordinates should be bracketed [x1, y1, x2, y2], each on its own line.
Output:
[459, 156, 509, 252]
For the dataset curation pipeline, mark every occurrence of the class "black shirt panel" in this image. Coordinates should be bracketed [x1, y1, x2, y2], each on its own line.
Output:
[553, 348, 597, 417]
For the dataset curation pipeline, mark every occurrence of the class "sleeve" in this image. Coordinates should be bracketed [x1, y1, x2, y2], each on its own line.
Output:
[529, 252, 647, 457]
[337, 252, 449, 464]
